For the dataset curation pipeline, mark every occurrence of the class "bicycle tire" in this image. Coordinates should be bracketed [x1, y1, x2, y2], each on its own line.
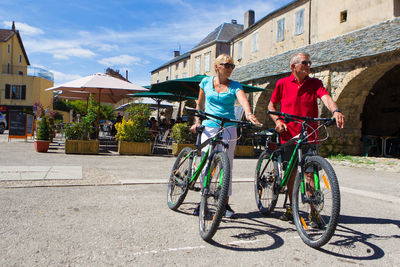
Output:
[292, 155, 340, 248]
[254, 151, 279, 215]
[199, 151, 230, 241]
[167, 147, 193, 210]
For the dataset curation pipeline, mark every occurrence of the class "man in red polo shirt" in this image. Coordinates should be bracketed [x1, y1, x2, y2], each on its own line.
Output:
[268, 52, 345, 224]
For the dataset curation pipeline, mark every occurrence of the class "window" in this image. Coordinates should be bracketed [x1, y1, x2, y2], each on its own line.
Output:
[175, 63, 179, 70]
[19, 54, 22, 63]
[175, 75, 178, 79]
[8, 44, 10, 54]
[5, 84, 26, 100]
[183, 60, 187, 68]
[204, 52, 210, 72]
[238, 41, 243, 60]
[182, 72, 187, 78]
[195, 56, 201, 75]
[166, 76, 169, 81]
[295, 9, 305, 35]
[7, 63, 10, 74]
[252, 32, 258, 52]
[340, 10, 347, 23]
[277, 18, 285, 42]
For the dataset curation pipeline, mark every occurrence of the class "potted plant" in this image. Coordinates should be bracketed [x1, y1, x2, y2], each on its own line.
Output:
[171, 122, 195, 155]
[115, 103, 152, 155]
[34, 117, 51, 152]
[63, 96, 99, 154]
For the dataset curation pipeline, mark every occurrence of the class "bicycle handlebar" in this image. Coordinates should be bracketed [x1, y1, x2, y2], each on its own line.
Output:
[185, 107, 261, 128]
[267, 110, 335, 126]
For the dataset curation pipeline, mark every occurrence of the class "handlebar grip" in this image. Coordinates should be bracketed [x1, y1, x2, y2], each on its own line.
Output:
[326, 118, 336, 126]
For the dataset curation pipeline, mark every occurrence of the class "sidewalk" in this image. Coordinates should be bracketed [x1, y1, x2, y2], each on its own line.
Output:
[1, 132, 399, 189]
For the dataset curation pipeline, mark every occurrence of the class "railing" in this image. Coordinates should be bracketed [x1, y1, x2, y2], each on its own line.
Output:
[0, 65, 54, 82]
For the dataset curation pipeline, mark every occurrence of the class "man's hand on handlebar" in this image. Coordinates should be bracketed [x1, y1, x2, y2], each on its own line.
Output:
[275, 119, 287, 133]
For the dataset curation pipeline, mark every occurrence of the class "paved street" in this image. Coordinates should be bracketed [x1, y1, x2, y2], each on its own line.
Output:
[0, 137, 399, 266]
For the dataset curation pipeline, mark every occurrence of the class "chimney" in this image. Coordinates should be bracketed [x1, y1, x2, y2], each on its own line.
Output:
[126, 70, 128, 81]
[174, 51, 180, 57]
[12, 21, 16, 31]
[244, 10, 255, 29]
[231, 19, 237, 24]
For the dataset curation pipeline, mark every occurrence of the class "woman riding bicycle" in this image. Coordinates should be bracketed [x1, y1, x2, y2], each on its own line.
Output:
[190, 54, 260, 218]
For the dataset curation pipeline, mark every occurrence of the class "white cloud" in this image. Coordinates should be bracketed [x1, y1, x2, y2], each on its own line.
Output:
[98, 55, 141, 66]
[2, 20, 44, 36]
[50, 70, 82, 85]
[24, 39, 96, 60]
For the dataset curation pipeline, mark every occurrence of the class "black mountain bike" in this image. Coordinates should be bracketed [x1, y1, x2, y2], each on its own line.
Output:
[167, 108, 251, 241]
[254, 111, 340, 248]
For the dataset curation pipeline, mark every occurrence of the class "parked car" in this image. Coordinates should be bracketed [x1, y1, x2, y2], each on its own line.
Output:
[0, 112, 7, 134]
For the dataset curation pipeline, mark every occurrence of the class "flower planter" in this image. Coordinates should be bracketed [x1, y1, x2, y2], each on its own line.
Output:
[234, 145, 254, 157]
[65, 140, 99, 154]
[118, 141, 151, 155]
[172, 143, 195, 156]
[34, 140, 51, 153]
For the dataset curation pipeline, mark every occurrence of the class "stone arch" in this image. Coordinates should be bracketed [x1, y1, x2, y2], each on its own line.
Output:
[326, 57, 400, 155]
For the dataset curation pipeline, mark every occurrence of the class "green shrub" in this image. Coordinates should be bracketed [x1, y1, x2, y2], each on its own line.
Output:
[171, 123, 195, 143]
[37, 117, 50, 141]
[115, 103, 151, 142]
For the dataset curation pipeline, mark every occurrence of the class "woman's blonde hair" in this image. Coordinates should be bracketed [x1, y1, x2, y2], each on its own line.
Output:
[214, 54, 234, 66]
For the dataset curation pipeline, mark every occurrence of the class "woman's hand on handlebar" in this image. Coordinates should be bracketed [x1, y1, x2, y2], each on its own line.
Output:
[246, 113, 261, 126]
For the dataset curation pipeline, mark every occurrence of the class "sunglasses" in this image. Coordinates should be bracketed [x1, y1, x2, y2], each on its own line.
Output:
[299, 60, 312, 66]
[219, 63, 235, 69]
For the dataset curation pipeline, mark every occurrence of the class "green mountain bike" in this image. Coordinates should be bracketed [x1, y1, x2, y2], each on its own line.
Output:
[254, 111, 340, 248]
[167, 108, 251, 241]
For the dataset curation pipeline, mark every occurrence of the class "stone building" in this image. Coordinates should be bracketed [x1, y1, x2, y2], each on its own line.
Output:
[150, 0, 400, 155]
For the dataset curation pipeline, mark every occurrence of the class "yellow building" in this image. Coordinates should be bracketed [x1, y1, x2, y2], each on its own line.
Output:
[0, 22, 53, 125]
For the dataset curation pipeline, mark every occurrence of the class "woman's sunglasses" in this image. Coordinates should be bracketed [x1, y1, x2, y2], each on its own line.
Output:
[219, 63, 235, 69]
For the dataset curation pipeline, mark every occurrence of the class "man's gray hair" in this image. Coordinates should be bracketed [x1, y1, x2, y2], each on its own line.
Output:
[290, 52, 310, 66]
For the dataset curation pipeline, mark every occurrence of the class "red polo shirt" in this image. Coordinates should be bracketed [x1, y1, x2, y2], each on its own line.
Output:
[270, 73, 329, 143]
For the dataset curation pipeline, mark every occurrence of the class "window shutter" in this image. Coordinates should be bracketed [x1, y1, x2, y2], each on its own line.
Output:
[5, 84, 10, 99]
[21, 85, 26, 100]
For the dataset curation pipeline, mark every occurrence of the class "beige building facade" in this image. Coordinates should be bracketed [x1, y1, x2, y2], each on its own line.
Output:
[151, 52, 190, 84]
[231, 0, 399, 67]
[0, 23, 54, 124]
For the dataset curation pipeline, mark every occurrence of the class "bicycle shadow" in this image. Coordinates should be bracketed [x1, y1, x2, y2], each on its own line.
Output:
[207, 211, 398, 260]
[206, 211, 296, 252]
[316, 214, 400, 260]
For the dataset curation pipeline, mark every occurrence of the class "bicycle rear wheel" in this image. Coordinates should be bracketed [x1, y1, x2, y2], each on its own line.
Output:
[292, 155, 340, 248]
[254, 151, 279, 215]
[199, 151, 230, 241]
[167, 147, 193, 210]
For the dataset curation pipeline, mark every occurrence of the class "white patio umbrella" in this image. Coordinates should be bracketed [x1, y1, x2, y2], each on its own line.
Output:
[46, 73, 148, 135]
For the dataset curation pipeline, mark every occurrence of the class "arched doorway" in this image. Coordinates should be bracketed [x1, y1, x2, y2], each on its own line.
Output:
[361, 64, 400, 156]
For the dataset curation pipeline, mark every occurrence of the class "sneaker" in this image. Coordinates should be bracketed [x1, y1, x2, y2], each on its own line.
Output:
[193, 203, 200, 216]
[225, 204, 235, 218]
[279, 207, 293, 221]
[309, 210, 324, 229]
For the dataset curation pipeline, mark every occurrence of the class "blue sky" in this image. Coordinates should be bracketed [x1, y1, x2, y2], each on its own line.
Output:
[1, 0, 292, 86]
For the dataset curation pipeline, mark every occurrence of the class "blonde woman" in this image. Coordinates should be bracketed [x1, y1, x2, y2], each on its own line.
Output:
[191, 54, 260, 218]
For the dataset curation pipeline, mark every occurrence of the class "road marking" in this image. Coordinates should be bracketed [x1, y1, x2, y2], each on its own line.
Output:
[133, 245, 206, 256]
[0, 166, 82, 181]
[341, 186, 400, 204]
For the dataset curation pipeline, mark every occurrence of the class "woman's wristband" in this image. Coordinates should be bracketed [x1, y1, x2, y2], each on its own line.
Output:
[332, 109, 341, 114]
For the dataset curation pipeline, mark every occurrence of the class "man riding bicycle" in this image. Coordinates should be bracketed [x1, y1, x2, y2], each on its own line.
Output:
[268, 52, 345, 225]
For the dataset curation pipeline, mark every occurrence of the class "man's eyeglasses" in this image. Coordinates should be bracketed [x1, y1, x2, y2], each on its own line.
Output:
[220, 63, 235, 69]
[299, 60, 312, 66]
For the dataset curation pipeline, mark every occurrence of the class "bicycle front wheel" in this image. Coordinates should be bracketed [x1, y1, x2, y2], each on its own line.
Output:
[292, 155, 340, 248]
[254, 151, 279, 215]
[167, 147, 193, 210]
[199, 151, 230, 241]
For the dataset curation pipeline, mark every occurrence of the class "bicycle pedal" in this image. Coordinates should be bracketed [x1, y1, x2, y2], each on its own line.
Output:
[193, 187, 201, 192]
